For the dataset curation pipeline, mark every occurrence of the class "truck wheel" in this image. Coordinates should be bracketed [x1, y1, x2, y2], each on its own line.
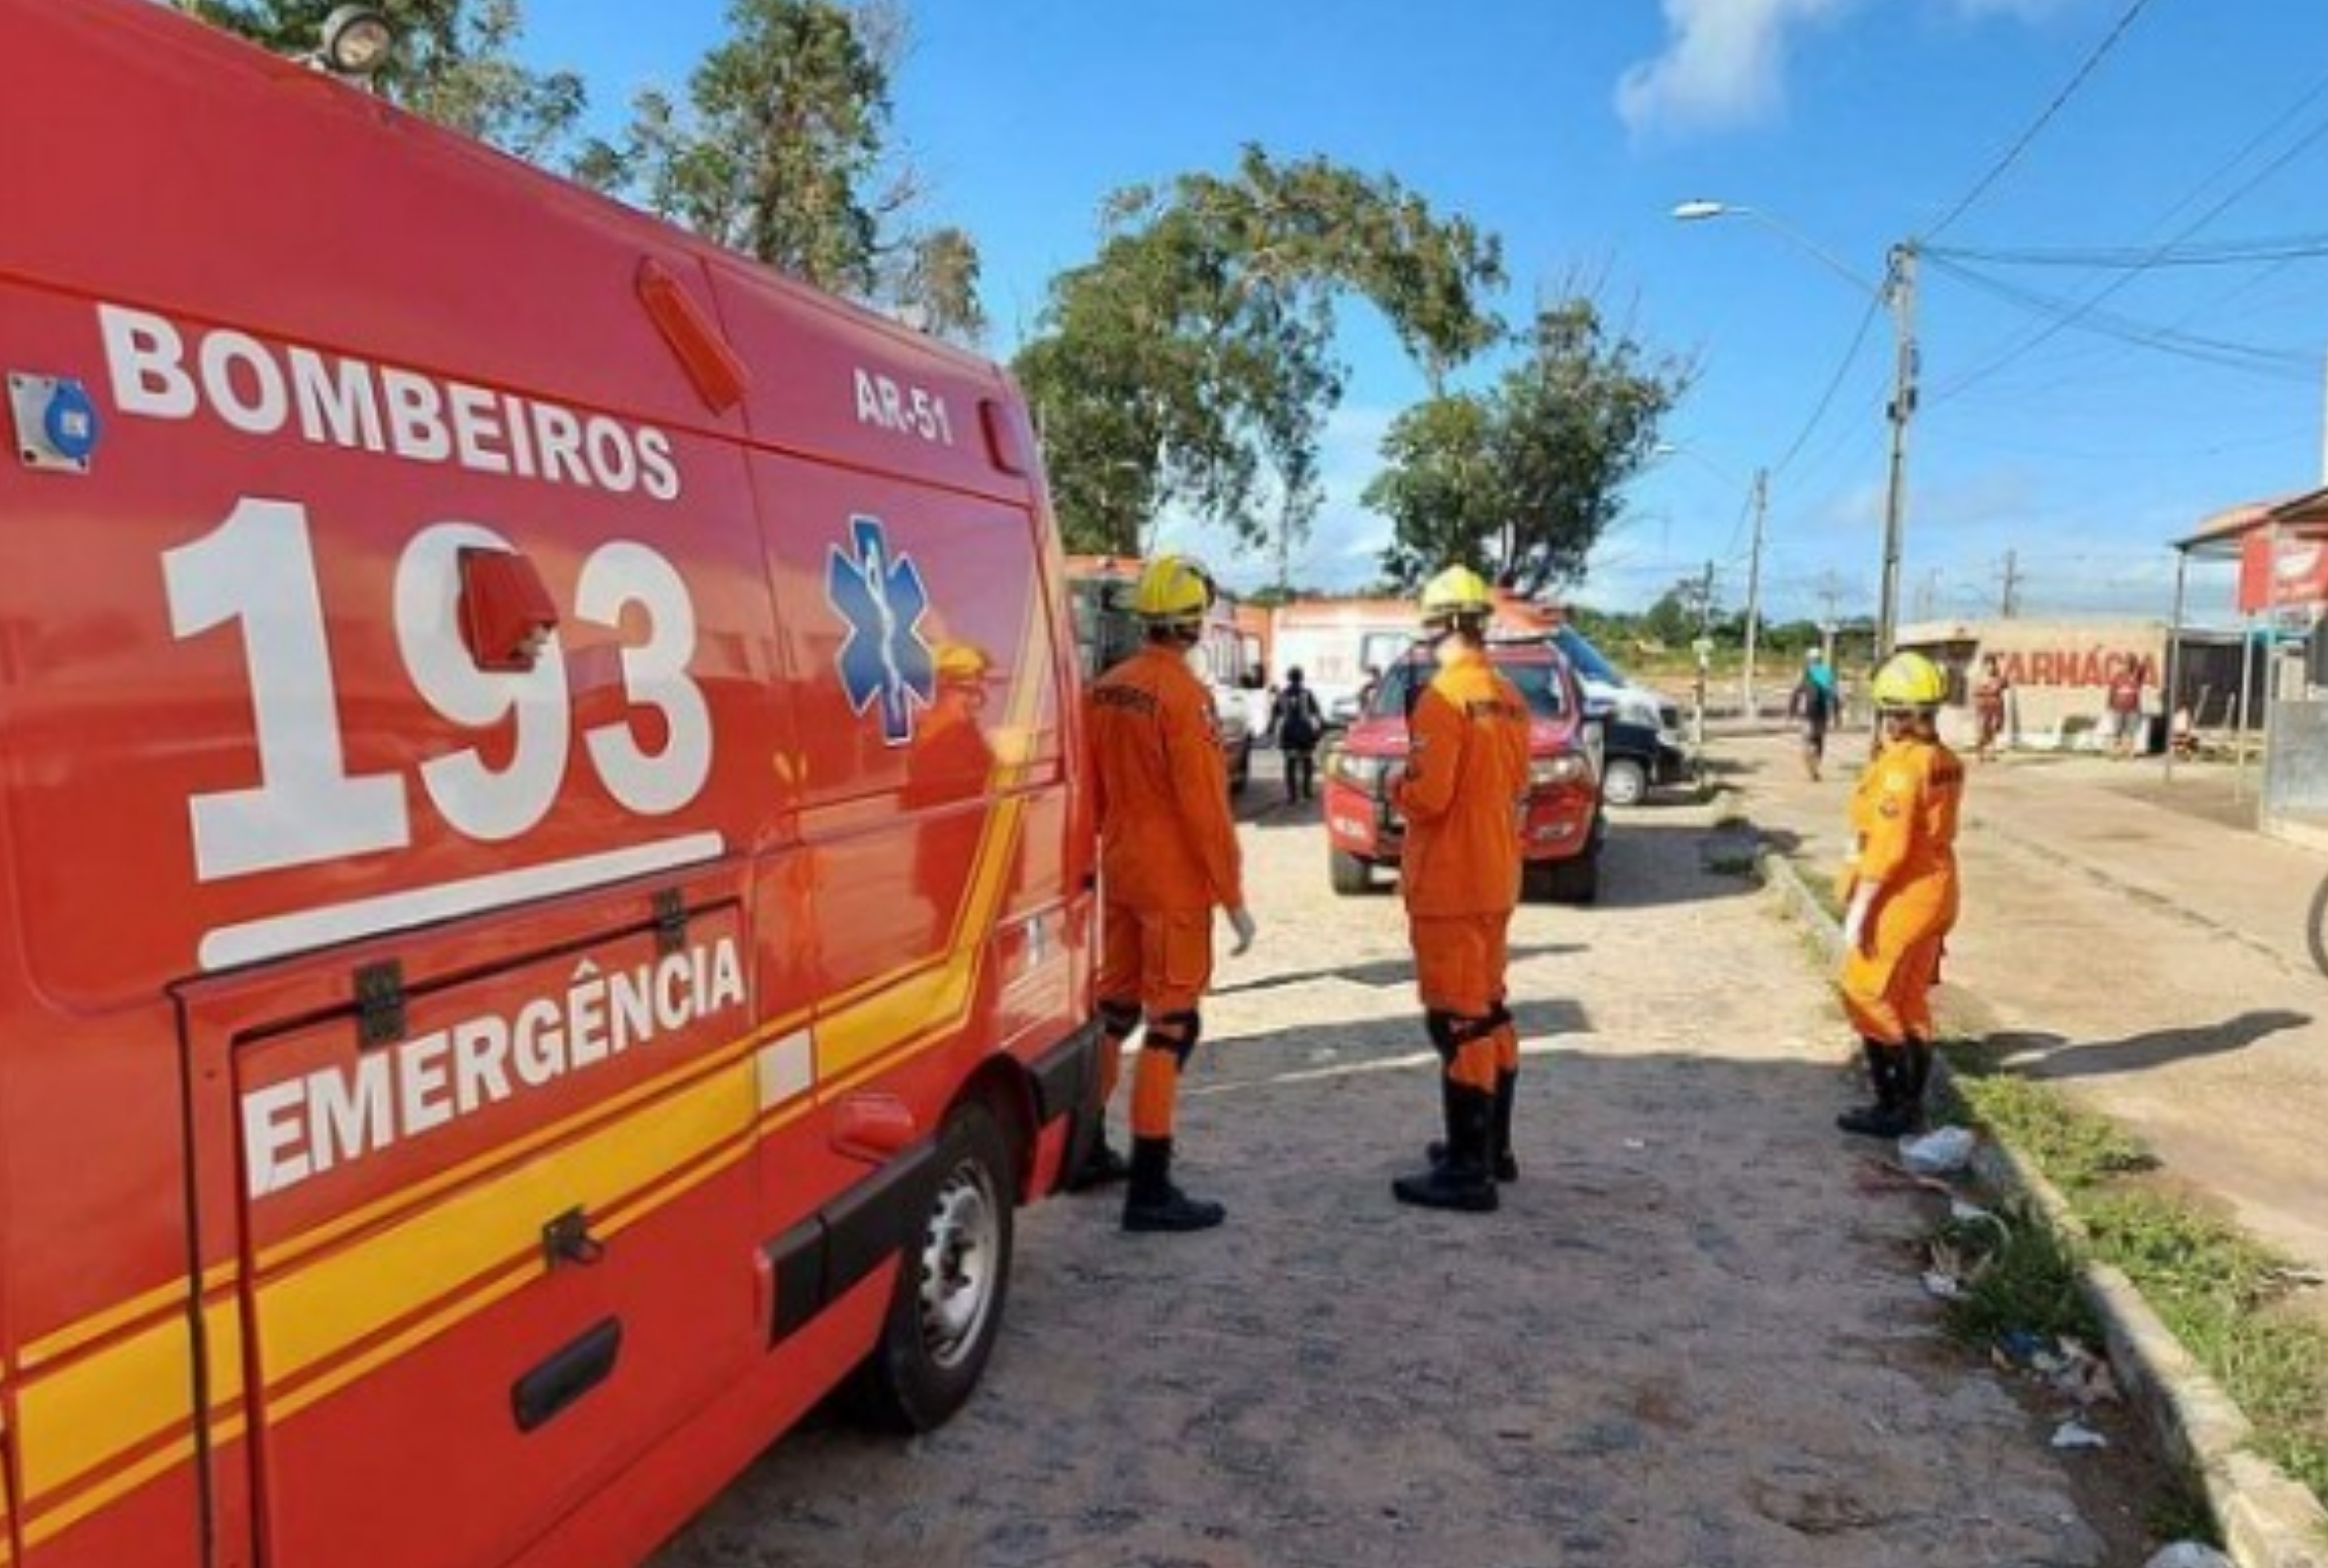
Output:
[850, 1102, 1015, 1433]
[1600, 756, 1648, 808]
[1329, 848, 1372, 896]
[1548, 848, 1602, 906]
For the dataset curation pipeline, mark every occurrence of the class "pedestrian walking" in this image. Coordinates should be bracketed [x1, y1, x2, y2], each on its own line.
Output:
[1389, 566, 1532, 1214]
[1833, 651, 1963, 1138]
[1787, 650, 1840, 782]
[1973, 654, 2009, 763]
[1082, 555, 1257, 1232]
[1268, 666, 1327, 804]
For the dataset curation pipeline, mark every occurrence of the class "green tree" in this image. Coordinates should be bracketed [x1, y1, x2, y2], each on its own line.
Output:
[1015, 147, 1504, 559]
[1641, 575, 1717, 649]
[1367, 300, 1688, 596]
[178, 0, 586, 165]
[587, 0, 985, 343]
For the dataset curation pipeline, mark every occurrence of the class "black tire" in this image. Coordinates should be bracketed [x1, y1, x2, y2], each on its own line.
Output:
[1532, 849, 1600, 906]
[1600, 755, 1649, 808]
[2308, 874, 2328, 978]
[850, 1102, 1015, 1433]
[1329, 847, 1372, 896]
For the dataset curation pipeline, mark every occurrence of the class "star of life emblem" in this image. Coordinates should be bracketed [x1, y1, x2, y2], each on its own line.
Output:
[827, 514, 934, 746]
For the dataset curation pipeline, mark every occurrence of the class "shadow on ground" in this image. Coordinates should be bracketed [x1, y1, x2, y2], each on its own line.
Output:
[1989, 1008, 2312, 1080]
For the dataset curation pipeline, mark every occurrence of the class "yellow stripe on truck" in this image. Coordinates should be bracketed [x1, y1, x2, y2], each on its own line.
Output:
[15, 564, 1065, 1544]
[256, 1056, 755, 1390]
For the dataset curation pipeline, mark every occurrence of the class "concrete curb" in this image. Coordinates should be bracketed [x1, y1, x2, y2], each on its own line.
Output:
[1755, 842, 2328, 1568]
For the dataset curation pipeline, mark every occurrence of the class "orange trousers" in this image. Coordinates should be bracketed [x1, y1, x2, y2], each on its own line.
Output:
[1097, 902, 1214, 1138]
[1410, 912, 1516, 1091]
[1839, 879, 1956, 1046]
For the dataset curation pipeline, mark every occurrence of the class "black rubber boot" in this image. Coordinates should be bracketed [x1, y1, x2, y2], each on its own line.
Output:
[1901, 1041, 1935, 1133]
[1396, 1085, 1500, 1212]
[1064, 1125, 1131, 1192]
[1836, 1038, 1914, 1138]
[1122, 1137, 1225, 1232]
[1429, 1069, 1519, 1183]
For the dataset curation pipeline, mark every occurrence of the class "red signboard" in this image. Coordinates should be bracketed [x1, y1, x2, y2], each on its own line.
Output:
[2238, 528, 2328, 614]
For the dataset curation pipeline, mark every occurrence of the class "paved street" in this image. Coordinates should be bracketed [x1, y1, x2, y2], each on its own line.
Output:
[653, 755, 2157, 1568]
[1733, 727, 2328, 1290]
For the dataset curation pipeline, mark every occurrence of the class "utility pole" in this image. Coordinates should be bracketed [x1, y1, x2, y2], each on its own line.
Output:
[1692, 559, 1715, 757]
[1913, 567, 1942, 623]
[1878, 241, 1919, 658]
[1742, 466, 1768, 719]
[1815, 570, 1843, 667]
[1999, 549, 2022, 619]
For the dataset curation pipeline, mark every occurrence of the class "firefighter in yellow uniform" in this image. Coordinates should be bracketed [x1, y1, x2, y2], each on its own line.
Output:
[1391, 567, 1532, 1214]
[1834, 651, 1964, 1137]
[1085, 555, 1256, 1232]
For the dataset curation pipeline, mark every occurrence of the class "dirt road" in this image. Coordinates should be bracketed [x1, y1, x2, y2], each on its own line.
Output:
[652, 776, 2153, 1567]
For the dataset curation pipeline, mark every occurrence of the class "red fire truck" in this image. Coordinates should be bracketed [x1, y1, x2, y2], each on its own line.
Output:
[0, 6, 1099, 1566]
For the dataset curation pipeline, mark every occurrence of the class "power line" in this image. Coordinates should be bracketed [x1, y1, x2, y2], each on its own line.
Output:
[1771, 289, 1886, 478]
[1925, 0, 2161, 240]
[1933, 232, 2328, 269]
[1932, 80, 2328, 403]
[1927, 252, 2320, 383]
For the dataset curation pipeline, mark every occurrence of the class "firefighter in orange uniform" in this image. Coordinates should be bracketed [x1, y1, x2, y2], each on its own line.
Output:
[1084, 555, 1255, 1232]
[1390, 567, 1532, 1214]
[1834, 651, 1964, 1137]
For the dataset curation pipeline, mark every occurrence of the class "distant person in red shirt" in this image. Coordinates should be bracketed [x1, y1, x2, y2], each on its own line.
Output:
[2104, 662, 2146, 760]
[1972, 654, 2009, 763]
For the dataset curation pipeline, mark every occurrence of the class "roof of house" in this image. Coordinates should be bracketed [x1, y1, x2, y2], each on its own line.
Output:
[2177, 485, 2328, 552]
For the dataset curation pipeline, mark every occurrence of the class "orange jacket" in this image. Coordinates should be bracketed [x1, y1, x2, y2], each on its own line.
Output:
[1393, 646, 1531, 917]
[1088, 643, 1243, 913]
[1848, 734, 1964, 894]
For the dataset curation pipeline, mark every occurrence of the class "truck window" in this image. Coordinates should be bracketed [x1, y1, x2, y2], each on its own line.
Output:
[1368, 657, 1567, 719]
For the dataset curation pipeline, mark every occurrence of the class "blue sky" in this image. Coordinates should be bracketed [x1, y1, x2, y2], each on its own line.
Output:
[532, 0, 2327, 627]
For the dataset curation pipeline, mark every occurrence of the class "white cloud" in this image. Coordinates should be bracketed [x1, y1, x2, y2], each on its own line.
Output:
[1616, 0, 2088, 136]
[1616, 0, 1852, 136]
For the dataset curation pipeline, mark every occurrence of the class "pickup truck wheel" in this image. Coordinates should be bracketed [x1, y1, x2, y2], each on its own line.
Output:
[1547, 847, 1602, 906]
[1600, 756, 1648, 808]
[849, 1102, 1015, 1433]
[1329, 848, 1372, 896]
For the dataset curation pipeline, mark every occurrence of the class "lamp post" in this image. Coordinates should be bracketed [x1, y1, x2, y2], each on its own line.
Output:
[1670, 200, 1918, 657]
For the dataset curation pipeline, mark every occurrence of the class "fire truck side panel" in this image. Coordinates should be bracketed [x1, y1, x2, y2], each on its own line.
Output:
[0, 4, 1093, 1566]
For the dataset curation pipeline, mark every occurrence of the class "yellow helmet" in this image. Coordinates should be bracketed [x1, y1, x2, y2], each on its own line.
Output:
[934, 641, 990, 688]
[1131, 555, 1214, 626]
[1871, 651, 1948, 710]
[1420, 564, 1493, 627]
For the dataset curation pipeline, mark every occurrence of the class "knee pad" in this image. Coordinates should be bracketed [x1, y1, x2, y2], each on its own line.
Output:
[1098, 999, 1143, 1039]
[1144, 1009, 1201, 1067]
[1487, 1001, 1514, 1031]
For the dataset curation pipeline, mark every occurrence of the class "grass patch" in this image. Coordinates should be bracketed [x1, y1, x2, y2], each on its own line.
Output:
[1942, 1059, 2151, 1192]
[2081, 1191, 2328, 1503]
[1938, 1200, 2101, 1350]
[1931, 1041, 2328, 1512]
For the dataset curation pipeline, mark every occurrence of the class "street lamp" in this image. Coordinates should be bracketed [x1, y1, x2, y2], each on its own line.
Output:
[1670, 199, 1918, 657]
[305, 6, 397, 81]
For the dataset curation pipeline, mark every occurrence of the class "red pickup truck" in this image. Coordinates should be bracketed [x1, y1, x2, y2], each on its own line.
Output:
[1321, 638, 1606, 902]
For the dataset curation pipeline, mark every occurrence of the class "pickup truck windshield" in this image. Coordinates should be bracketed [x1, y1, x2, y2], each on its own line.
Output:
[1550, 625, 1626, 688]
[1367, 656, 1567, 719]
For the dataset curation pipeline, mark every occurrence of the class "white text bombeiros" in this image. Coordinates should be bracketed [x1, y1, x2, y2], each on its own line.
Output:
[98, 303, 683, 501]
[240, 938, 748, 1199]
